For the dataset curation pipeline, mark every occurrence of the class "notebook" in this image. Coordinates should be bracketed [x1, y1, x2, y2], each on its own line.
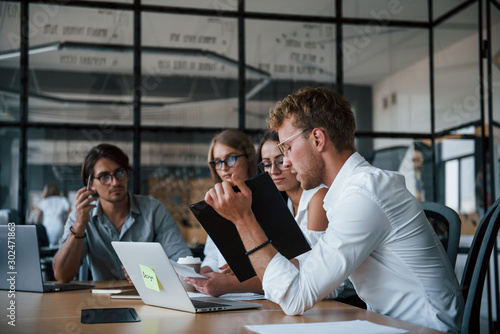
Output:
[111, 241, 261, 313]
[190, 172, 311, 282]
[0, 225, 94, 292]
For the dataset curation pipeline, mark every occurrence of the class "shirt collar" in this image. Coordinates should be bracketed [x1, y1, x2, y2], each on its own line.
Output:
[128, 192, 141, 215]
[323, 152, 366, 211]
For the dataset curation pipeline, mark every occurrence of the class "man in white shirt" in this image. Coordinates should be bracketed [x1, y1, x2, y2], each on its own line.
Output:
[203, 87, 464, 332]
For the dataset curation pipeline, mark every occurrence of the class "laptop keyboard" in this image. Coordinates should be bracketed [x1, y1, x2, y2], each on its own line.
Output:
[191, 299, 230, 309]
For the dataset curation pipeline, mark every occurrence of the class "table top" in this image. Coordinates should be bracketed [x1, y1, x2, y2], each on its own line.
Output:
[0, 281, 446, 334]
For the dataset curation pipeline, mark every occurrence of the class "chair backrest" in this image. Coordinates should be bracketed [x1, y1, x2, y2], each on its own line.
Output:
[461, 197, 500, 334]
[421, 201, 461, 268]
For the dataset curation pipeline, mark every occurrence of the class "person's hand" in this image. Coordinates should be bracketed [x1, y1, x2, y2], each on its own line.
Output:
[72, 187, 97, 234]
[185, 272, 236, 297]
[200, 266, 214, 275]
[219, 264, 234, 275]
[122, 266, 134, 285]
[204, 174, 253, 226]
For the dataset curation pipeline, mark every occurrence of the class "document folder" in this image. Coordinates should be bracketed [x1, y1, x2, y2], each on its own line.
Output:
[190, 172, 311, 282]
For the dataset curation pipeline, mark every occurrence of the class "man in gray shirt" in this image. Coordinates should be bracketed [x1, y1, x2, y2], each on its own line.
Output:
[53, 144, 191, 282]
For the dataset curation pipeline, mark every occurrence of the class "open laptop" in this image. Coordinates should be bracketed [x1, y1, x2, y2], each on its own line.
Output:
[0, 225, 94, 292]
[112, 241, 262, 313]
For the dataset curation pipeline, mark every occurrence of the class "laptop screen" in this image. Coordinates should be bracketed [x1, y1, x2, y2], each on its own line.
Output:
[0, 224, 45, 292]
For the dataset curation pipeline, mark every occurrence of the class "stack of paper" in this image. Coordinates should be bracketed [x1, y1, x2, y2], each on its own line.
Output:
[245, 320, 408, 334]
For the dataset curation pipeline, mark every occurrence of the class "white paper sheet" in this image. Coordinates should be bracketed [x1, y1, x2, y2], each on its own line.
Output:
[169, 260, 207, 279]
[245, 320, 408, 334]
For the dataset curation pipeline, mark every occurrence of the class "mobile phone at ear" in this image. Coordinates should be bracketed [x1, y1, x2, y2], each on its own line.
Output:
[87, 173, 92, 190]
[81, 308, 140, 324]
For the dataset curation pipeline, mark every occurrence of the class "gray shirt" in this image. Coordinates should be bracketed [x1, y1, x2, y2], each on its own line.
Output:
[61, 193, 192, 281]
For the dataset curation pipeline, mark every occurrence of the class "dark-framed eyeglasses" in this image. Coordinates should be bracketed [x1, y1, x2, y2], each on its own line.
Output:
[258, 157, 289, 173]
[209, 154, 247, 170]
[93, 168, 128, 185]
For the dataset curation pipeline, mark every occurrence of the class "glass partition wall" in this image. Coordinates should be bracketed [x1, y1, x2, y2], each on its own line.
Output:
[0, 0, 498, 309]
[1, 0, 497, 234]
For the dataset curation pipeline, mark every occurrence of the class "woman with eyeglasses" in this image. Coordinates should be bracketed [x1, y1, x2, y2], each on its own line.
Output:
[257, 130, 328, 246]
[189, 129, 264, 296]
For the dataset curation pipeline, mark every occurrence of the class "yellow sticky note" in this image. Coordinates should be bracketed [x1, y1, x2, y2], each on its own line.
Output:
[139, 264, 162, 292]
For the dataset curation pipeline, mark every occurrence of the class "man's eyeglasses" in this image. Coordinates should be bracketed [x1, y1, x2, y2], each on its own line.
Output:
[277, 129, 309, 156]
[92, 168, 128, 185]
[209, 154, 247, 170]
[258, 157, 289, 173]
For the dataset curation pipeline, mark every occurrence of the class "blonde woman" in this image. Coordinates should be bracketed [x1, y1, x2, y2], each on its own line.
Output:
[189, 129, 262, 295]
[35, 184, 70, 246]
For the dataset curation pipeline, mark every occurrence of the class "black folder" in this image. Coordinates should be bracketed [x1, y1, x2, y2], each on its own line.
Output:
[189, 172, 311, 282]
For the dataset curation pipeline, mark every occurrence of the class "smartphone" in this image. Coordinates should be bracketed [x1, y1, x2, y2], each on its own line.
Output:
[81, 308, 140, 324]
[87, 173, 92, 190]
[86, 173, 96, 205]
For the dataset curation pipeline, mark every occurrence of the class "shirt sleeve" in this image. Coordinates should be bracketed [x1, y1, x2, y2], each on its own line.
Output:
[152, 201, 192, 261]
[262, 191, 392, 315]
[201, 236, 220, 271]
[301, 229, 324, 247]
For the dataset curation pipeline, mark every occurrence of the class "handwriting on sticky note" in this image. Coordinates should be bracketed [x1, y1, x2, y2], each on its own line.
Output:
[139, 264, 162, 292]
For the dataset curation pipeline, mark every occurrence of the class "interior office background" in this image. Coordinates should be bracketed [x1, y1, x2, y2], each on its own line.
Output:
[0, 0, 499, 325]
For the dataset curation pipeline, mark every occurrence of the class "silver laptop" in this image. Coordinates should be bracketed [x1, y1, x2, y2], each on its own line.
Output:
[0, 225, 94, 292]
[112, 241, 261, 313]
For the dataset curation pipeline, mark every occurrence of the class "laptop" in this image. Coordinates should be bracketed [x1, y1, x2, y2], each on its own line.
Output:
[0, 225, 94, 292]
[112, 241, 262, 313]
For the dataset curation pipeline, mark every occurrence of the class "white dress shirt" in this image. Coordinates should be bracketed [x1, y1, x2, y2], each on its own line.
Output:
[201, 236, 227, 272]
[262, 152, 464, 333]
[287, 185, 327, 246]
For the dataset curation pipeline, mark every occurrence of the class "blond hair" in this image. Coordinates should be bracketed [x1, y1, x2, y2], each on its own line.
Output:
[268, 86, 356, 152]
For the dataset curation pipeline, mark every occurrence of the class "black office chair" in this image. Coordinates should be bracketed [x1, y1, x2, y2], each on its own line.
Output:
[460, 197, 500, 334]
[421, 201, 461, 268]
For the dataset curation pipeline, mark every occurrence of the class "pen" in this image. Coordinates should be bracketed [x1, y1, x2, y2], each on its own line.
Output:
[87, 173, 92, 190]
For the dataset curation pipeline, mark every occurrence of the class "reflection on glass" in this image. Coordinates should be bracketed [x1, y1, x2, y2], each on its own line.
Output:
[245, 19, 336, 129]
[23, 5, 134, 124]
[0, 129, 20, 212]
[0, 2, 21, 122]
[344, 25, 430, 133]
[141, 13, 239, 127]
[143, 0, 234, 10]
[433, 0, 469, 21]
[247, 0, 333, 16]
[434, 3, 479, 132]
[344, 0, 427, 21]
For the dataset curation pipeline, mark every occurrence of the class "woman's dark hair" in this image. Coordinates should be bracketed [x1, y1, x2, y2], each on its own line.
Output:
[256, 130, 280, 166]
[256, 130, 288, 201]
[81, 144, 132, 187]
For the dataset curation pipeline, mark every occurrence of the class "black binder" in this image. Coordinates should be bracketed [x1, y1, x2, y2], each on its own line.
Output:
[190, 172, 311, 282]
